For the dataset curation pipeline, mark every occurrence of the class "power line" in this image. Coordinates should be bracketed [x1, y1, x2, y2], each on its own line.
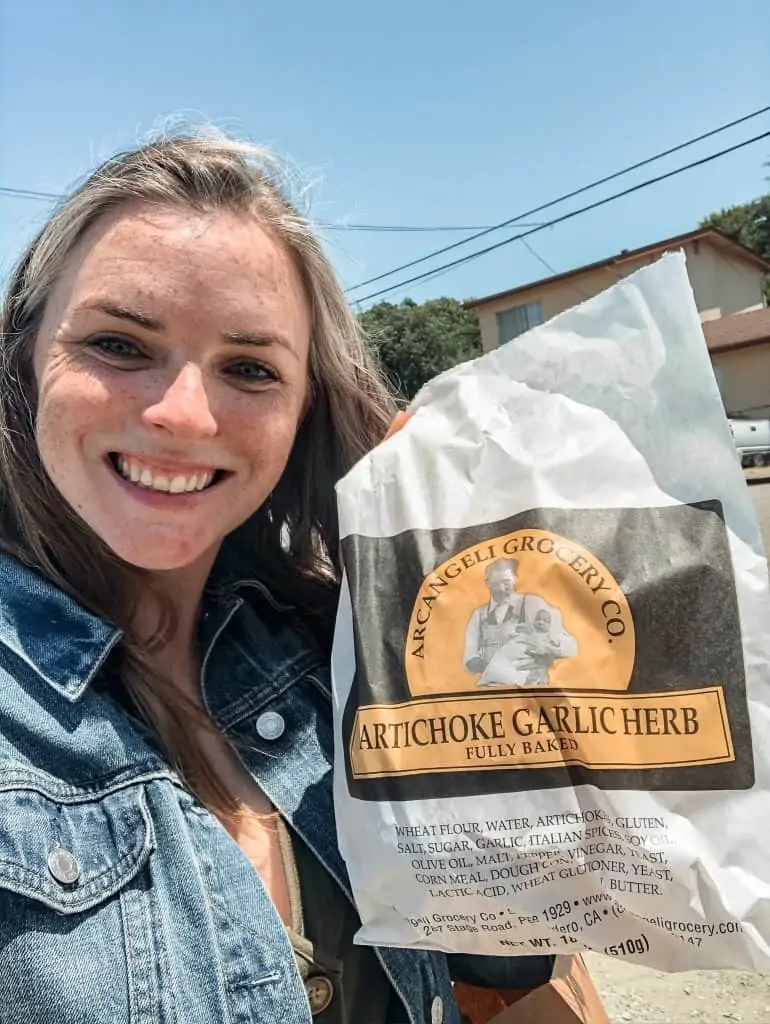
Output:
[519, 237, 559, 277]
[0, 185, 63, 201]
[0, 185, 546, 233]
[321, 221, 545, 232]
[346, 103, 770, 293]
[518, 237, 597, 300]
[4, 102, 767, 272]
[353, 128, 770, 305]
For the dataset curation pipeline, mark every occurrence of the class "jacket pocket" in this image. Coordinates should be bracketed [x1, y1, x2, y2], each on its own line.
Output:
[0, 780, 155, 913]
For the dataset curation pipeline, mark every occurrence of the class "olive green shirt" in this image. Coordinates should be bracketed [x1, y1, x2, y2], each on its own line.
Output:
[279, 819, 406, 1022]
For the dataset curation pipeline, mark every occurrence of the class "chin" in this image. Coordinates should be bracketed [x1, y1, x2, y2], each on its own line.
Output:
[104, 533, 217, 573]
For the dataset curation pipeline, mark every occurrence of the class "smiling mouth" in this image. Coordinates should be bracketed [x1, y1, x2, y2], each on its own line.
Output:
[108, 453, 226, 494]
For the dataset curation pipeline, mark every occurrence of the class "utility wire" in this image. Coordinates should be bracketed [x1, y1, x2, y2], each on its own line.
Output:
[519, 237, 559, 276]
[346, 103, 770, 293]
[0, 185, 545, 234]
[321, 221, 545, 232]
[4, 104, 768, 287]
[0, 185, 63, 201]
[353, 128, 770, 305]
[0, 185, 545, 233]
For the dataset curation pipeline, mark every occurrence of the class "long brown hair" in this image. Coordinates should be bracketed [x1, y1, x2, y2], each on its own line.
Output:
[0, 130, 395, 811]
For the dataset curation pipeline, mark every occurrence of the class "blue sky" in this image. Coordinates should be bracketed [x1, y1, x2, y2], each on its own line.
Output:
[1, 0, 768, 307]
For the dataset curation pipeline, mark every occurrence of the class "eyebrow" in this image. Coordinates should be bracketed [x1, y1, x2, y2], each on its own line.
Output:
[82, 300, 162, 331]
[223, 329, 299, 358]
[77, 301, 299, 357]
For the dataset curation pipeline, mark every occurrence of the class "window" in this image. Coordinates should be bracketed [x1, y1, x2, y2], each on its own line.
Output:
[496, 302, 544, 345]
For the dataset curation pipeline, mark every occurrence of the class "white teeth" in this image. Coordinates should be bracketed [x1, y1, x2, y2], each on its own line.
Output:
[114, 456, 216, 494]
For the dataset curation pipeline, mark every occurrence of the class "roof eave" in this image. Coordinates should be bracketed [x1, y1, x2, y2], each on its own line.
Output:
[464, 228, 770, 311]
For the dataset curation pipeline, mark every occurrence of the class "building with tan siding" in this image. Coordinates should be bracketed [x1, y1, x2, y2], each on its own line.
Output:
[465, 227, 769, 417]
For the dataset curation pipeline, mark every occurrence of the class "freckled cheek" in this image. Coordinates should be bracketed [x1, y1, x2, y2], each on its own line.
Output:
[40, 368, 134, 412]
[35, 377, 131, 462]
[226, 399, 304, 479]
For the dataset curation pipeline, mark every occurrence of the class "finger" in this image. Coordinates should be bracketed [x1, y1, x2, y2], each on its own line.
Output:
[383, 410, 412, 442]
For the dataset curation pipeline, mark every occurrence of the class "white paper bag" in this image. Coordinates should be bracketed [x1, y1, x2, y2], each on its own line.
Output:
[332, 253, 770, 971]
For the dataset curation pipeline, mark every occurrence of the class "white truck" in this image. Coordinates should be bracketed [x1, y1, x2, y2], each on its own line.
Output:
[729, 418, 770, 467]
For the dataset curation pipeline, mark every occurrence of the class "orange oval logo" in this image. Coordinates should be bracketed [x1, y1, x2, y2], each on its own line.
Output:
[405, 528, 634, 695]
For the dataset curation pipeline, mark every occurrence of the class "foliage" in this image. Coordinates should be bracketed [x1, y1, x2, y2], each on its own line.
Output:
[359, 297, 482, 401]
[701, 189, 770, 302]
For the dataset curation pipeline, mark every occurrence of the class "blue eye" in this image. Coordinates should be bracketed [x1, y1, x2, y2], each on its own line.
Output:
[229, 361, 277, 383]
[89, 336, 144, 359]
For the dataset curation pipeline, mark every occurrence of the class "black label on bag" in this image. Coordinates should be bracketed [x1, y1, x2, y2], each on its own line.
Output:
[340, 502, 754, 801]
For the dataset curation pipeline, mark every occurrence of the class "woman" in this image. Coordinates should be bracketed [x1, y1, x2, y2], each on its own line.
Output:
[0, 131, 554, 1023]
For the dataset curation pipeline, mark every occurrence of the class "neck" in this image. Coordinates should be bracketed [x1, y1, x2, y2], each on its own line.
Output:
[133, 548, 219, 700]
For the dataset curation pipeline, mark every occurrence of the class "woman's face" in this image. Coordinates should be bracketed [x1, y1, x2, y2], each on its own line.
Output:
[33, 202, 311, 572]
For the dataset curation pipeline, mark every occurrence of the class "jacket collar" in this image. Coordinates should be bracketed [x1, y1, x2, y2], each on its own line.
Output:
[0, 549, 296, 704]
[0, 553, 122, 702]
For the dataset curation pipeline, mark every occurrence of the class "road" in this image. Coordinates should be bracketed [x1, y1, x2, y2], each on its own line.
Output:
[586, 952, 770, 1023]
[586, 475, 770, 1022]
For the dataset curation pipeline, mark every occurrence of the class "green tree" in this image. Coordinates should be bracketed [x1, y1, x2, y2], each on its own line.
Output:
[359, 297, 482, 400]
[701, 190, 770, 301]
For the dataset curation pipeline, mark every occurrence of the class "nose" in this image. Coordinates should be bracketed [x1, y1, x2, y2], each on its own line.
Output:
[142, 363, 218, 438]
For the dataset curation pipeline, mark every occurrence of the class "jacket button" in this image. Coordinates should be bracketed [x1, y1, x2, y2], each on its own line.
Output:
[430, 995, 444, 1023]
[255, 711, 285, 740]
[47, 848, 80, 885]
[305, 974, 334, 1015]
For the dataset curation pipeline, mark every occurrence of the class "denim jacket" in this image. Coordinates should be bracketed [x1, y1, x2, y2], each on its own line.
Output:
[0, 553, 553, 1023]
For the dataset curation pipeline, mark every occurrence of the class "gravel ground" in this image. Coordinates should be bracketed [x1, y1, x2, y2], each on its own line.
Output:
[585, 954, 770, 1023]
